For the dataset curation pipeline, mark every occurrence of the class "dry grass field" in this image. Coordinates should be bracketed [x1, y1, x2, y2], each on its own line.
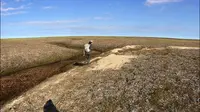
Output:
[0, 36, 199, 111]
[2, 36, 198, 76]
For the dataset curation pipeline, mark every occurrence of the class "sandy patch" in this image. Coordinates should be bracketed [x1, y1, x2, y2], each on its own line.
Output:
[90, 57, 102, 62]
[141, 47, 165, 51]
[168, 46, 200, 49]
[90, 54, 137, 70]
[90, 45, 199, 71]
[111, 45, 139, 53]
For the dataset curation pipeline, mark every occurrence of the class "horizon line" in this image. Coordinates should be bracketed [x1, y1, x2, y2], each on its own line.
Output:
[1, 35, 199, 40]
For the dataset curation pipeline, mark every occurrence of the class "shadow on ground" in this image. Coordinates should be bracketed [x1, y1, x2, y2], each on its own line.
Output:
[73, 62, 87, 66]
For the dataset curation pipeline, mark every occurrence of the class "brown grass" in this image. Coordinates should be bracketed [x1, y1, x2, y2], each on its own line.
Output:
[0, 36, 199, 110]
[3, 36, 199, 76]
[55, 48, 200, 112]
[1, 40, 81, 76]
[2, 47, 199, 112]
[0, 60, 72, 106]
[45, 36, 200, 52]
[0, 50, 100, 106]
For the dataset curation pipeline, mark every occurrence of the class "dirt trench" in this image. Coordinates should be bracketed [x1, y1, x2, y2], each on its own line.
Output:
[0, 51, 101, 107]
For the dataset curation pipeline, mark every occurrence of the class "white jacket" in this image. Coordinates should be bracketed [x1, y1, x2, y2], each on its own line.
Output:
[84, 44, 91, 52]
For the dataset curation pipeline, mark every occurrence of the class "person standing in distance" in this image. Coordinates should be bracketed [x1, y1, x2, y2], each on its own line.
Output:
[83, 40, 93, 64]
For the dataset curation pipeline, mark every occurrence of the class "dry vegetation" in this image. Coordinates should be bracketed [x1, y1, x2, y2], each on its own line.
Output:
[1, 47, 199, 112]
[0, 36, 199, 110]
[1, 40, 81, 76]
[3, 36, 199, 76]
[45, 36, 200, 52]
[55, 48, 200, 112]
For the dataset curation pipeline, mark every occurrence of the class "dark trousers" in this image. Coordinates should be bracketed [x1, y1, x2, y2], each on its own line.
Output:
[85, 51, 90, 64]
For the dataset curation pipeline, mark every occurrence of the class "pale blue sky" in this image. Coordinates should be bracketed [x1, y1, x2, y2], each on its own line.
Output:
[1, 0, 199, 39]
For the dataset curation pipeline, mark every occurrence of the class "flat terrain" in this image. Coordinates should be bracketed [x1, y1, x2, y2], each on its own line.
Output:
[0, 36, 199, 111]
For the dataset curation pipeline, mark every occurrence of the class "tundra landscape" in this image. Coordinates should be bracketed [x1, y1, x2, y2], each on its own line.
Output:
[0, 36, 199, 112]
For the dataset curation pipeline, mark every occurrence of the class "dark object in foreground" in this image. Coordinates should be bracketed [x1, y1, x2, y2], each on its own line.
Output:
[73, 62, 87, 66]
[43, 99, 59, 112]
